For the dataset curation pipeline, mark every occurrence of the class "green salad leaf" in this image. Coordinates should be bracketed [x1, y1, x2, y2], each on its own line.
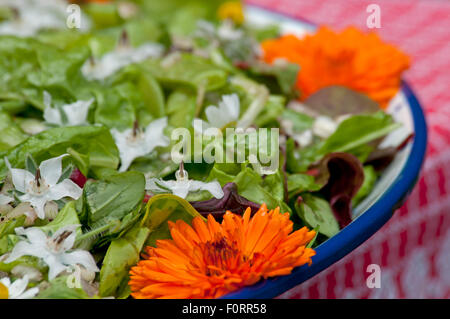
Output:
[80, 171, 145, 230]
[99, 224, 150, 298]
[0, 126, 119, 179]
[319, 111, 401, 156]
[294, 193, 340, 238]
[353, 165, 379, 206]
[0, 112, 28, 152]
[141, 194, 204, 247]
[141, 53, 228, 91]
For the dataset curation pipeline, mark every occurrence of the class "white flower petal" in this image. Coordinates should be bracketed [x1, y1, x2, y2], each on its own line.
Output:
[5, 157, 35, 193]
[128, 43, 164, 63]
[16, 287, 39, 299]
[39, 154, 67, 186]
[60, 250, 99, 273]
[26, 196, 48, 220]
[4, 241, 46, 263]
[204, 105, 225, 128]
[45, 254, 68, 280]
[82, 43, 164, 80]
[111, 129, 140, 172]
[145, 178, 163, 192]
[0, 275, 38, 299]
[143, 117, 170, 151]
[169, 181, 191, 199]
[113, 118, 169, 172]
[47, 179, 82, 202]
[0, 193, 13, 205]
[51, 225, 78, 252]
[146, 177, 224, 200]
[43, 106, 62, 125]
[192, 119, 211, 134]
[15, 227, 47, 245]
[8, 275, 29, 299]
[117, 155, 135, 173]
[62, 99, 93, 126]
[294, 129, 313, 148]
[194, 94, 240, 131]
[217, 21, 244, 41]
[190, 180, 224, 199]
[312, 116, 339, 139]
[220, 94, 240, 121]
[0, 277, 11, 287]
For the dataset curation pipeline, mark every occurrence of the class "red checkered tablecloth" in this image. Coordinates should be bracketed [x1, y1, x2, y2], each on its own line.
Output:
[247, 0, 450, 298]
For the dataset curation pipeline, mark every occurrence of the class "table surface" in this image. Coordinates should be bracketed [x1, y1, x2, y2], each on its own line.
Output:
[247, 0, 450, 299]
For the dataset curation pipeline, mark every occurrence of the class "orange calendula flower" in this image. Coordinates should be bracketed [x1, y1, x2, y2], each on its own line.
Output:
[129, 204, 316, 299]
[261, 26, 410, 108]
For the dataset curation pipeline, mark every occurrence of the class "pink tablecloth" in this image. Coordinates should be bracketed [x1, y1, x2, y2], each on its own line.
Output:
[247, 0, 450, 298]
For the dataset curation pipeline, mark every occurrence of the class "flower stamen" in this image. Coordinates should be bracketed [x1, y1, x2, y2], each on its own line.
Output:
[34, 168, 41, 188]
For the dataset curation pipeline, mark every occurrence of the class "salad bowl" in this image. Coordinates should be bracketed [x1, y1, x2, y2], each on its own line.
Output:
[0, 1, 427, 300]
[223, 5, 427, 299]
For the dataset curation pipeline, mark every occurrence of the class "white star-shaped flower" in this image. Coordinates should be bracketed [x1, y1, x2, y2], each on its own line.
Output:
[43, 91, 93, 127]
[111, 117, 170, 172]
[192, 94, 240, 134]
[0, 275, 39, 299]
[5, 154, 82, 219]
[0, 0, 68, 37]
[81, 42, 164, 81]
[3, 225, 99, 281]
[146, 168, 224, 200]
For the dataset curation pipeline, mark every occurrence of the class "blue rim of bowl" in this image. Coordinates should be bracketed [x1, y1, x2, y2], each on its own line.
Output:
[223, 6, 428, 299]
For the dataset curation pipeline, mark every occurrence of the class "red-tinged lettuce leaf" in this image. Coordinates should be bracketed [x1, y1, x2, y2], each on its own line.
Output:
[304, 85, 380, 118]
[190, 182, 260, 220]
[70, 167, 87, 188]
[312, 152, 365, 228]
[365, 133, 415, 171]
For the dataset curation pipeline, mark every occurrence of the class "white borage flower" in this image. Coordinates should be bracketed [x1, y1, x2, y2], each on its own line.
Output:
[146, 166, 224, 200]
[43, 91, 94, 127]
[0, 275, 39, 299]
[192, 94, 240, 135]
[0, 0, 69, 38]
[111, 117, 170, 172]
[81, 42, 165, 81]
[5, 154, 82, 219]
[217, 19, 244, 41]
[3, 225, 99, 281]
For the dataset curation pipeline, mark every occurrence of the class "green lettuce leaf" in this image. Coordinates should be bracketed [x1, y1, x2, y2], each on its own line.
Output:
[319, 111, 401, 156]
[141, 194, 204, 247]
[36, 276, 91, 299]
[141, 53, 228, 91]
[294, 193, 339, 238]
[0, 125, 119, 179]
[98, 224, 150, 298]
[80, 171, 145, 231]
[353, 165, 378, 206]
[0, 112, 28, 152]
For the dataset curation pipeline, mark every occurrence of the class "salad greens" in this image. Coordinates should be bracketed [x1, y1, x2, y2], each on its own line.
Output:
[0, 0, 404, 299]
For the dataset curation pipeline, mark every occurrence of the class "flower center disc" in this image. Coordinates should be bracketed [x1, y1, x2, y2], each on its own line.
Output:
[0, 282, 9, 299]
